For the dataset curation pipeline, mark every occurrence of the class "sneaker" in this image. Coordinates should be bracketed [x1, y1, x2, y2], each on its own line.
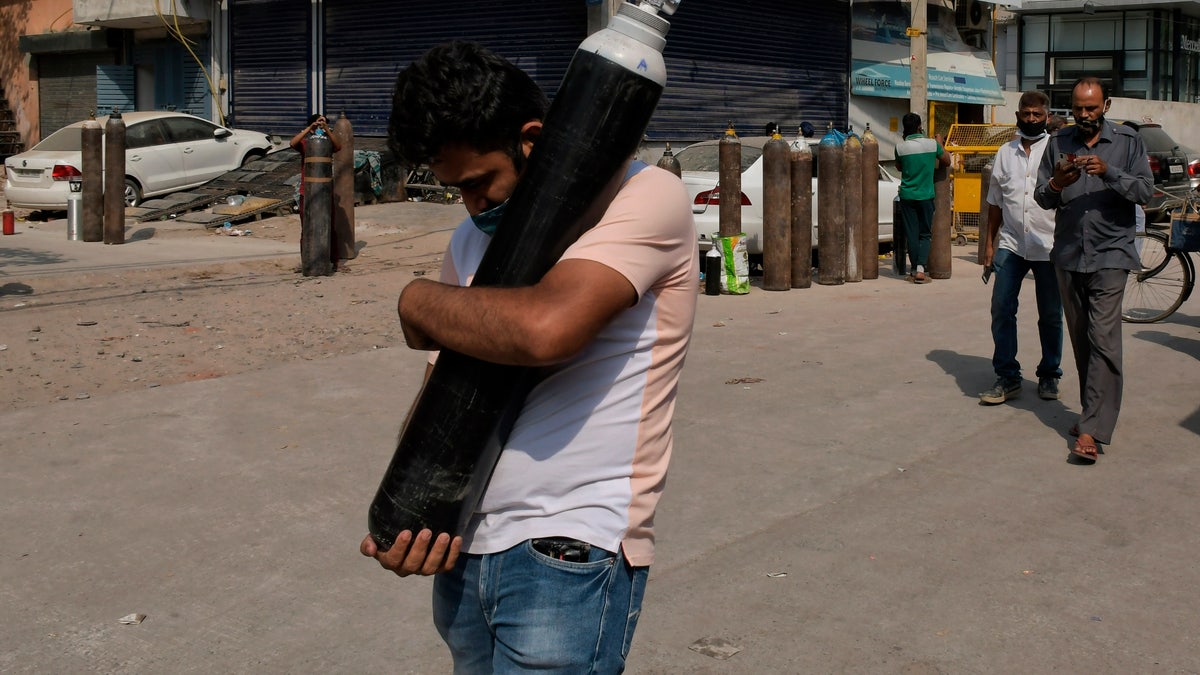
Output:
[980, 377, 1021, 404]
[1038, 377, 1061, 400]
[913, 271, 929, 284]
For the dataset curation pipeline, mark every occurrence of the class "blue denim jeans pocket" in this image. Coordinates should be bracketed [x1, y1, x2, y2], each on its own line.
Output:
[434, 540, 648, 674]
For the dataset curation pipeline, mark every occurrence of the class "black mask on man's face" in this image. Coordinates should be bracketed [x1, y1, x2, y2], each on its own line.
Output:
[1017, 119, 1047, 138]
[1074, 114, 1104, 136]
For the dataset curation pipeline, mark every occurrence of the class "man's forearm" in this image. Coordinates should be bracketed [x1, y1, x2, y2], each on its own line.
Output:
[399, 279, 541, 366]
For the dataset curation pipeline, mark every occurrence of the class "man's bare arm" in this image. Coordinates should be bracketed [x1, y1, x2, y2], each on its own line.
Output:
[397, 258, 638, 366]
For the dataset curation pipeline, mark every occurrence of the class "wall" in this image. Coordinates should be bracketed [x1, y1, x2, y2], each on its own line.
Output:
[991, 89, 1200, 151]
[0, 0, 77, 147]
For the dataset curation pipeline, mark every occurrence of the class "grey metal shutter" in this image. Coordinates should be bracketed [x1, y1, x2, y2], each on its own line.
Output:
[38, 53, 116, 136]
[652, 0, 851, 141]
[322, 0, 586, 137]
[230, 0, 310, 135]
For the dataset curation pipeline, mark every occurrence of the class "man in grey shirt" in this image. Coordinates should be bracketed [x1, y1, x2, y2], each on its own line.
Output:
[1033, 76, 1153, 462]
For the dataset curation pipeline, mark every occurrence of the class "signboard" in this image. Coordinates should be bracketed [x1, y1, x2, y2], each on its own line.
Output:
[851, 1, 1005, 105]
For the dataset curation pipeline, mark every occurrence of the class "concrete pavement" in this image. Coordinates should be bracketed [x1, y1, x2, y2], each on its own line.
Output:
[0, 218, 296, 279]
[2, 221, 1199, 673]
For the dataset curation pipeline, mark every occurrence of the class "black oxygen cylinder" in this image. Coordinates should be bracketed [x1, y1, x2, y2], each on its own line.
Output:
[301, 130, 334, 277]
[368, 1, 679, 551]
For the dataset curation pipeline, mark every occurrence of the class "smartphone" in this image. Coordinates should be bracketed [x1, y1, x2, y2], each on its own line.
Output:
[982, 264, 994, 284]
[1057, 152, 1077, 164]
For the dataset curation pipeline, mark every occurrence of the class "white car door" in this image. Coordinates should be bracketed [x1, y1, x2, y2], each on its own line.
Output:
[163, 117, 238, 186]
[125, 120, 186, 194]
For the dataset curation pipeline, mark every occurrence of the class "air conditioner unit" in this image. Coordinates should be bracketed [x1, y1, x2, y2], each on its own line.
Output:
[956, 0, 991, 32]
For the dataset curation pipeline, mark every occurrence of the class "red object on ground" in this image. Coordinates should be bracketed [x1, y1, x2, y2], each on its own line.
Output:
[2, 209, 14, 235]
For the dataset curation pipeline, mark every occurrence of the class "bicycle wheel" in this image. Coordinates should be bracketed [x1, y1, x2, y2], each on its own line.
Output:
[1122, 230, 1192, 323]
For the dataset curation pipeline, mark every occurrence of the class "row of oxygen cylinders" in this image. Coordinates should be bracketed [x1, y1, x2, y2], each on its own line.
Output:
[667, 123, 885, 292]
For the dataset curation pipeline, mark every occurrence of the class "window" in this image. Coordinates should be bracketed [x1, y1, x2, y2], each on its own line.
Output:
[126, 120, 169, 149]
[163, 117, 216, 143]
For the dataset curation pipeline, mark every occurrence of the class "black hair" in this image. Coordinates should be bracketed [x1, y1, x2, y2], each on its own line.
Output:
[1072, 76, 1109, 101]
[387, 40, 550, 169]
[902, 112, 922, 136]
[1017, 90, 1050, 109]
[307, 113, 324, 126]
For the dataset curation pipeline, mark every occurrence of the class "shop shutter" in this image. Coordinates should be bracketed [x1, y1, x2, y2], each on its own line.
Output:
[38, 53, 116, 137]
[132, 40, 212, 118]
[230, 0, 310, 135]
[652, 0, 851, 141]
[96, 64, 135, 115]
[322, 0, 586, 137]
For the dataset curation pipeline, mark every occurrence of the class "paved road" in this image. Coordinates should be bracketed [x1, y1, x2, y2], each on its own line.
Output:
[0, 219, 296, 279]
[2, 218, 1198, 673]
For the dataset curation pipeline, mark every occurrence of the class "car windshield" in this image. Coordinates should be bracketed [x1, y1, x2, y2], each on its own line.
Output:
[675, 145, 763, 172]
[1136, 126, 1179, 153]
[33, 126, 83, 152]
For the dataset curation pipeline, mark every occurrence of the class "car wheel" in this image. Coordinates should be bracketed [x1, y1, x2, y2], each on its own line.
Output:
[124, 178, 143, 207]
[241, 151, 265, 167]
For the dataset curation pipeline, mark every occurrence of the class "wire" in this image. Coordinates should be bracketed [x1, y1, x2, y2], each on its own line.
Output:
[154, 0, 228, 127]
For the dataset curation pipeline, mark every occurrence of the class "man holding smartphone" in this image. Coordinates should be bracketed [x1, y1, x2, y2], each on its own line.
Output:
[1033, 76, 1153, 462]
[979, 90, 1062, 406]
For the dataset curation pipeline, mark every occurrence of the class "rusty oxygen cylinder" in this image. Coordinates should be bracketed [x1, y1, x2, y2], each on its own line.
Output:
[81, 115, 103, 243]
[718, 123, 741, 238]
[816, 123, 845, 285]
[657, 142, 682, 177]
[368, 0, 679, 551]
[860, 124, 880, 279]
[790, 129, 813, 288]
[332, 112, 356, 262]
[843, 127, 863, 283]
[761, 132, 791, 291]
[103, 110, 126, 245]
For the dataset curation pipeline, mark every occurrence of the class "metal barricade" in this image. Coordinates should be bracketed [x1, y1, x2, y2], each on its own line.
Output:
[944, 124, 1018, 246]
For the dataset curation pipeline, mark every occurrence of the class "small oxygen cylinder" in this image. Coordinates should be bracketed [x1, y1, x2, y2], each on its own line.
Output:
[705, 246, 722, 295]
[368, 0, 681, 551]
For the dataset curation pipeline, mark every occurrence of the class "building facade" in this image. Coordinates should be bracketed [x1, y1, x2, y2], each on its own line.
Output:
[1001, 0, 1200, 110]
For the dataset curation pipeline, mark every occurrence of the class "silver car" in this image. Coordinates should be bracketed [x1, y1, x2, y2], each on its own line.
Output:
[4, 111, 274, 210]
[677, 135, 900, 256]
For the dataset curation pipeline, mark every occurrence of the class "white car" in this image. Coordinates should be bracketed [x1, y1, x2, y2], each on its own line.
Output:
[4, 111, 274, 210]
[676, 135, 899, 256]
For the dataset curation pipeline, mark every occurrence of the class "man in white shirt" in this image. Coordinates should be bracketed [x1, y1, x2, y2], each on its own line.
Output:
[980, 90, 1063, 404]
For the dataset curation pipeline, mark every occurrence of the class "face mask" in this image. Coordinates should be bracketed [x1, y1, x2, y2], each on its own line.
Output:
[470, 200, 508, 236]
[1074, 113, 1105, 136]
[1016, 119, 1046, 139]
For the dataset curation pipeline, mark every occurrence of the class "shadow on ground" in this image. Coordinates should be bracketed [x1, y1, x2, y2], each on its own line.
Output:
[0, 245, 68, 268]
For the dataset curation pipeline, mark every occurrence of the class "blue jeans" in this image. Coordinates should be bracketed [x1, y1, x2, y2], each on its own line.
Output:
[432, 540, 648, 674]
[990, 248, 1063, 381]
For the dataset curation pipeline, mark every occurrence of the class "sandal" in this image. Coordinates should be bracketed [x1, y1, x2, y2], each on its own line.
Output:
[1070, 438, 1099, 462]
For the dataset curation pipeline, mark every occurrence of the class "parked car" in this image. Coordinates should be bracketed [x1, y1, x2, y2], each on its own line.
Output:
[676, 135, 899, 256]
[4, 111, 274, 211]
[1118, 120, 1198, 220]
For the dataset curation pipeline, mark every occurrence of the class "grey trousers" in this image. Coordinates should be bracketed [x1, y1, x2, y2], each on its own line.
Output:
[1056, 267, 1128, 444]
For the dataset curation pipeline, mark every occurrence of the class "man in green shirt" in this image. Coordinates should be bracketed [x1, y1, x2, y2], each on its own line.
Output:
[895, 112, 951, 284]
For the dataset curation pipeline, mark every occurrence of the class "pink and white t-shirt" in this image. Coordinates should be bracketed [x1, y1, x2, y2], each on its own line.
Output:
[436, 164, 697, 567]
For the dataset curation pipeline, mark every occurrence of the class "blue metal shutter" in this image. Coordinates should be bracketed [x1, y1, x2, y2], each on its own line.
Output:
[132, 40, 213, 117]
[322, 0, 586, 137]
[230, 0, 310, 135]
[652, 0, 851, 141]
[96, 64, 135, 114]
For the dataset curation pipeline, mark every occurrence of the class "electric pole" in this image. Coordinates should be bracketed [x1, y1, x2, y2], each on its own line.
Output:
[909, 0, 928, 120]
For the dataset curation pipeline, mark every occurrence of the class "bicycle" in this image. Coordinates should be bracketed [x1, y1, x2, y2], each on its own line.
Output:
[1122, 189, 1199, 323]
